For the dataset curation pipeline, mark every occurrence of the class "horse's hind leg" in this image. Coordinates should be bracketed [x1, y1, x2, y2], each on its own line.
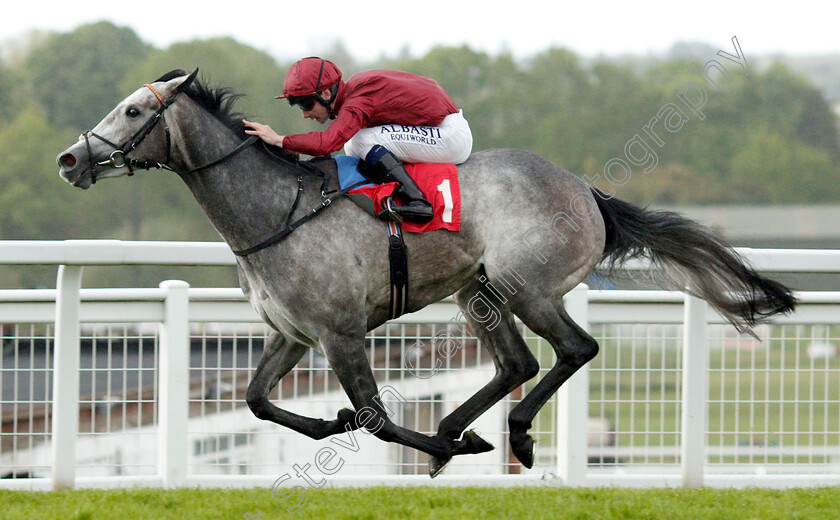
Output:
[246, 331, 357, 439]
[507, 298, 599, 468]
[428, 275, 540, 475]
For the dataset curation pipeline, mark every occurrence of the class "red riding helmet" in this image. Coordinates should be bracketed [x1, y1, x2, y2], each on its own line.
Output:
[275, 57, 342, 99]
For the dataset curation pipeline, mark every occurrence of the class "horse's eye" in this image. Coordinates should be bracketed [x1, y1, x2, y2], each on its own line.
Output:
[126, 107, 141, 118]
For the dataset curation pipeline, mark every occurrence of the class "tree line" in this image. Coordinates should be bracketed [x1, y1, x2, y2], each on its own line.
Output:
[0, 22, 838, 287]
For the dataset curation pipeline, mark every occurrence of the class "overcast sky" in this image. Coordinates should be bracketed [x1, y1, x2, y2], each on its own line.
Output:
[1, 1, 838, 62]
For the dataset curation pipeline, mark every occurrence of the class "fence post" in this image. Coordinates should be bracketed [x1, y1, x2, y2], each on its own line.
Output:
[556, 283, 590, 485]
[159, 280, 190, 487]
[52, 265, 83, 490]
[681, 293, 708, 487]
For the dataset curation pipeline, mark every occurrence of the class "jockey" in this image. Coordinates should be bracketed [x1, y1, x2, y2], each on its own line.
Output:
[243, 57, 473, 223]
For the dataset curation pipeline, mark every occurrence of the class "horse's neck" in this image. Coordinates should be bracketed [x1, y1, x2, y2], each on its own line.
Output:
[170, 101, 298, 251]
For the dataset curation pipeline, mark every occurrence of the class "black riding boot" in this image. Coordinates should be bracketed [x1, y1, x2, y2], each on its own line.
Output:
[364, 145, 433, 223]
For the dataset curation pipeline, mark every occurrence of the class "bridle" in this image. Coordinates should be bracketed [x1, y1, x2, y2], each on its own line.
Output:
[82, 83, 179, 183]
[79, 75, 367, 258]
[81, 79, 257, 183]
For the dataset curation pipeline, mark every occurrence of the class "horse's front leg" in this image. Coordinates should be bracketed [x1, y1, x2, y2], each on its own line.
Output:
[322, 330, 487, 476]
[246, 331, 357, 440]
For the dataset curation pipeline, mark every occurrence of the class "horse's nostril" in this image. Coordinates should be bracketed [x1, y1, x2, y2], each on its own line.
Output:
[60, 154, 77, 168]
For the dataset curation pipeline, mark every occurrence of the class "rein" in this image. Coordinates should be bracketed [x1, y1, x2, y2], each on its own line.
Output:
[231, 173, 369, 257]
[231, 146, 370, 257]
[82, 82, 259, 183]
[84, 79, 363, 258]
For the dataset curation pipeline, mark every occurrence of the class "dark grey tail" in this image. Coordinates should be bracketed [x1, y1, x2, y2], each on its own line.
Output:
[591, 187, 796, 331]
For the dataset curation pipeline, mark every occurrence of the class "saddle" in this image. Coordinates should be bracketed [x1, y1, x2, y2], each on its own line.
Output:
[234, 151, 462, 319]
[335, 155, 461, 233]
[333, 155, 462, 319]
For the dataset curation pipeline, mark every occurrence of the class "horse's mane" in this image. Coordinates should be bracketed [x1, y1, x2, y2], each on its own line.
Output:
[154, 69, 301, 163]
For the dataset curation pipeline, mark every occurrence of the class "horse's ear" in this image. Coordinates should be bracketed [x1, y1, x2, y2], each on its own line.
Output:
[177, 68, 199, 92]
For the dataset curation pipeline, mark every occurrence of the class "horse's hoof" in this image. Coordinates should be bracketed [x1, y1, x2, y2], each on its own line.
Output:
[462, 430, 494, 454]
[429, 454, 452, 478]
[510, 432, 535, 469]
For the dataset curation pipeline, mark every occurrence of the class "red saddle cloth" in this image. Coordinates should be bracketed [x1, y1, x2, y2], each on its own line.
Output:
[348, 163, 461, 233]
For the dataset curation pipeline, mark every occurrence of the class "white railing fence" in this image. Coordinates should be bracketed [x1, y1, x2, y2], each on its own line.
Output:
[1, 241, 839, 491]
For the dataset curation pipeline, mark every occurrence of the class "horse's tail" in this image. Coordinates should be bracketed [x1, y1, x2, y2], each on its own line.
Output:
[590, 187, 796, 332]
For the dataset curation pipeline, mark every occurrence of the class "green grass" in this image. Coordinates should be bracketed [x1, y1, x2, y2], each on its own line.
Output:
[3, 486, 840, 519]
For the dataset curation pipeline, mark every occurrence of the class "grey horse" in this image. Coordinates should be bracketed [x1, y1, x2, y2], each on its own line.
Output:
[56, 70, 796, 476]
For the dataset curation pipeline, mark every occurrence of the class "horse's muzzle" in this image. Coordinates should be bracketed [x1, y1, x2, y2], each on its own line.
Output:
[57, 149, 92, 189]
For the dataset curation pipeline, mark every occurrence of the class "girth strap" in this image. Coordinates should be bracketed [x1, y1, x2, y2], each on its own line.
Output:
[387, 221, 409, 320]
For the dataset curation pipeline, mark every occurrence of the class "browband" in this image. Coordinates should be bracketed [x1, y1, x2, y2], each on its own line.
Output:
[144, 83, 165, 105]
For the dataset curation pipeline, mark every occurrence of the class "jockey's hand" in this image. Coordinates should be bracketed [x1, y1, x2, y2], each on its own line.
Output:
[243, 119, 285, 148]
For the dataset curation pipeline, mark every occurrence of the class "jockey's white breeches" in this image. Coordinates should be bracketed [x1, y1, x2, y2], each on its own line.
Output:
[343, 110, 473, 165]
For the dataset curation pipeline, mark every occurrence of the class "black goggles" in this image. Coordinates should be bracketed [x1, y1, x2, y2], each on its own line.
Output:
[293, 96, 316, 111]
